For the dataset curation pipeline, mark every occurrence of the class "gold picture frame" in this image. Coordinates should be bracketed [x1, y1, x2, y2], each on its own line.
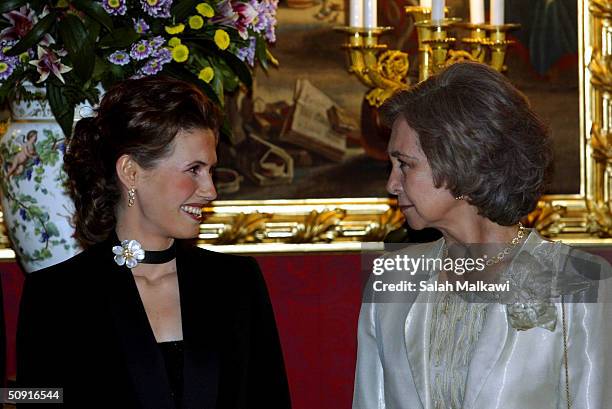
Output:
[200, 0, 612, 251]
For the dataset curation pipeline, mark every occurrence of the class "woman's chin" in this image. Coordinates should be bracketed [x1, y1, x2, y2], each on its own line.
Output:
[402, 213, 427, 231]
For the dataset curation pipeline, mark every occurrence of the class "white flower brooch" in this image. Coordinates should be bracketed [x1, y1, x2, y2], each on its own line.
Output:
[112, 239, 145, 268]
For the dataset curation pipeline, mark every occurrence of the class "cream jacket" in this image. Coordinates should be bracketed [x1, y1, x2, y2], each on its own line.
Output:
[353, 230, 612, 409]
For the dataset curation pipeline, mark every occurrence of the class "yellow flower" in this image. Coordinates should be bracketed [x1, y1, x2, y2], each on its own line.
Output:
[172, 44, 189, 62]
[168, 37, 182, 47]
[188, 15, 204, 30]
[198, 67, 214, 83]
[165, 23, 185, 35]
[214, 29, 230, 50]
[196, 3, 215, 18]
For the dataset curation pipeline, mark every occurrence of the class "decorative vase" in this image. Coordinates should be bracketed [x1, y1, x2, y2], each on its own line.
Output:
[0, 87, 84, 272]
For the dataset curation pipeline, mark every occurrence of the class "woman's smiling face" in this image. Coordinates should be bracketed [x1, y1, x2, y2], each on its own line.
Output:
[130, 127, 218, 240]
[386, 118, 458, 231]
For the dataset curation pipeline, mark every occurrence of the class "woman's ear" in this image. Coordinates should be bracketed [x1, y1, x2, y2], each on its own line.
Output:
[115, 154, 137, 190]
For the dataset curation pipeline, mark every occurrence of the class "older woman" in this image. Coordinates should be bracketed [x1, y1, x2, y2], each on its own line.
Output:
[353, 62, 611, 409]
[17, 76, 291, 409]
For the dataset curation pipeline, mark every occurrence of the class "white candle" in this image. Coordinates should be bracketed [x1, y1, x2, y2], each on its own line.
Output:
[419, 0, 432, 7]
[350, 0, 363, 27]
[490, 0, 504, 25]
[431, 0, 444, 22]
[469, 0, 484, 24]
[364, 0, 377, 28]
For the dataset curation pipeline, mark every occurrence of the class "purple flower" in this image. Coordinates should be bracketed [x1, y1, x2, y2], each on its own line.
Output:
[29, 46, 72, 83]
[140, 0, 173, 18]
[255, 0, 278, 43]
[34, 157, 41, 165]
[108, 50, 130, 65]
[236, 37, 256, 66]
[138, 48, 172, 77]
[59, 142, 66, 154]
[152, 47, 172, 64]
[129, 40, 152, 60]
[19, 208, 27, 221]
[0, 55, 16, 80]
[149, 35, 166, 50]
[139, 58, 164, 76]
[100, 0, 127, 16]
[0, 6, 35, 41]
[133, 18, 150, 34]
[26, 168, 32, 180]
[39, 231, 49, 243]
[247, 0, 278, 42]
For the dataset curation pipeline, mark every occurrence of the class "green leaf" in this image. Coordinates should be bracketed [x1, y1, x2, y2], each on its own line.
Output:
[92, 55, 109, 80]
[99, 27, 140, 49]
[187, 41, 252, 88]
[220, 51, 252, 89]
[46, 81, 75, 138]
[171, 0, 199, 22]
[5, 12, 57, 56]
[255, 36, 269, 72]
[71, 0, 113, 32]
[82, 15, 101, 45]
[46, 222, 60, 237]
[0, 0, 28, 13]
[162, 64, 220, 105]
[210, 64, 224, 104]
[59, 14, 95, 81]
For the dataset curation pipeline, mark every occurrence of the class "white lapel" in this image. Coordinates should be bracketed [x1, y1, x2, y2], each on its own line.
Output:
[403, 239, 444, 409]
[461, 303, 514, 408]
[404, 284, 435, 409]
[463, 229, 544, 408]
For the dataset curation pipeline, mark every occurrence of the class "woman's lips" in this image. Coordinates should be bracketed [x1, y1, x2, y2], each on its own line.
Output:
[399, 205, 414, 211]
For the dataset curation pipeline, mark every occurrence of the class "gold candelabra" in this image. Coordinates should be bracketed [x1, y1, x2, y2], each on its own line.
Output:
[336, 7, 520, 107]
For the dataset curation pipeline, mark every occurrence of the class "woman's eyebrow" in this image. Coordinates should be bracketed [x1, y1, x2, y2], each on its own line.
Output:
[388, 151, 418, 161]
[185, 160, 218, 167]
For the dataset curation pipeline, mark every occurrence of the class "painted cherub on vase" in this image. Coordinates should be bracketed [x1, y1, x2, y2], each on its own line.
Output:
[6, 130, 38, 178]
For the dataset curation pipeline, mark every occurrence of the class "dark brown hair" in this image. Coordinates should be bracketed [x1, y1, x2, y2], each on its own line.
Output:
[64, 76, 222, 247]
[380, 62, 553, 226]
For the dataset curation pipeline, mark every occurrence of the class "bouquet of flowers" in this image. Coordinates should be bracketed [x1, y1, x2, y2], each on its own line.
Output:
[0, 0, 278, 137]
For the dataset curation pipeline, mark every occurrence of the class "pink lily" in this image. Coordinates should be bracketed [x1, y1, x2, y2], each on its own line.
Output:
[0, 6, 36, 41]
[28, 46, 72, 83]
[212, 0, 257, 40]
[233, 2, 258, 39]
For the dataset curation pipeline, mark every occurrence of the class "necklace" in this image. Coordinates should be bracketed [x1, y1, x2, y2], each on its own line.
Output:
[442, 222, 526, 271]
[112, 239, 177, 268]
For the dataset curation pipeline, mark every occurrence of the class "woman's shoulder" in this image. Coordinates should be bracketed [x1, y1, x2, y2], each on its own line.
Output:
[26, 248, 96, 283]
[506, 230, 612, 303]
[182, 243, 258, 266]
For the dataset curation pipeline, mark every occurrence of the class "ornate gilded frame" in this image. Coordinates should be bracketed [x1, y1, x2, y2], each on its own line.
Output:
[201, 0, 612, 251]
[0, 0, 608, 257]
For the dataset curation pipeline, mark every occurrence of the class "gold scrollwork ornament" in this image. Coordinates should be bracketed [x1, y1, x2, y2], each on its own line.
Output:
[214, 212, 272, 245]
[289, 209, 346, 243]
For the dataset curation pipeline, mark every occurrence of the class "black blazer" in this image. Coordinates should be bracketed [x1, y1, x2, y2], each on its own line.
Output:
[17, 235, 291, 409]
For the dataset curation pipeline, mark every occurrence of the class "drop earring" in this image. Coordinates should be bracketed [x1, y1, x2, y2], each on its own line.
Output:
[128, 187, 136, 207]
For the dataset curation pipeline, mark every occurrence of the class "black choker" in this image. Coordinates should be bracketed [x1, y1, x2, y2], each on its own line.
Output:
[112, 238, 177, 268]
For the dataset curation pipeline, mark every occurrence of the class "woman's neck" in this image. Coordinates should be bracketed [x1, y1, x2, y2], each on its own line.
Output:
[438, 216, 521, 247]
